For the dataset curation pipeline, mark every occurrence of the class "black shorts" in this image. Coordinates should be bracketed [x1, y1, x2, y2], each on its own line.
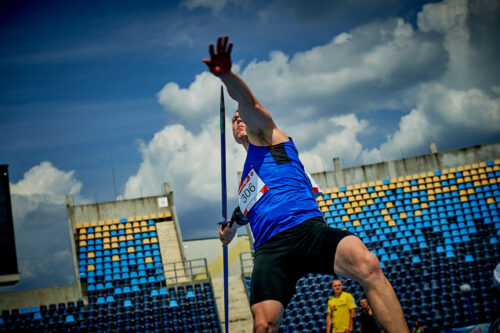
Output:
[250, 217, 354, 308]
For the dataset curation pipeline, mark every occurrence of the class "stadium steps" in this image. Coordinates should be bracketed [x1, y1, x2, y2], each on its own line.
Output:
[212, 275, 253, 332]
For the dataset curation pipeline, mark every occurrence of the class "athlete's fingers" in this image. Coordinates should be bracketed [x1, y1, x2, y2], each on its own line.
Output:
[216, 36, 223, 53]
[227, 42, 233, 56]
[209, 44, 215, 58]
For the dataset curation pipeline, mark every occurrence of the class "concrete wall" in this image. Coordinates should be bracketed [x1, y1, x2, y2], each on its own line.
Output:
[311, 141, 500, 190]
[0, 284, 82, 311]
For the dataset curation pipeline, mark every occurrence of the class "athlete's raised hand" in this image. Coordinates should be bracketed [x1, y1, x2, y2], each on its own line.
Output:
[202, 35, 233, 77]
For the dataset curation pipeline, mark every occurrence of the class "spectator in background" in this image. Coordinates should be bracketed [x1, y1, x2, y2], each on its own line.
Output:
[326, 279, 357, 333]
[411, 321, 424, 333]
[358, 298, 383, 333]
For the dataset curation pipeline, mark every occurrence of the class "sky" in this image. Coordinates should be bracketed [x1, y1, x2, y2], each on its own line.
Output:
[0, 0, 499, 292]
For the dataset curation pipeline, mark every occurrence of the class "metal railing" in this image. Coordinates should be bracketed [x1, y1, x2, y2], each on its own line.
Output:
[162, 258, 211, 285]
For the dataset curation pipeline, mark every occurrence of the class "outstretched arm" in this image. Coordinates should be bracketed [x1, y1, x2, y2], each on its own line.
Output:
[203, 36, 288, 146]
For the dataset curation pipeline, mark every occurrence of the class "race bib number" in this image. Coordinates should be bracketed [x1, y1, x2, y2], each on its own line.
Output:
[238, 169, 268, 216]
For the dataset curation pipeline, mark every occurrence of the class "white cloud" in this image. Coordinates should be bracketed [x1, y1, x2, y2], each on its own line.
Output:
[123, 118, 246, 208]
[10, 161, 83, 219]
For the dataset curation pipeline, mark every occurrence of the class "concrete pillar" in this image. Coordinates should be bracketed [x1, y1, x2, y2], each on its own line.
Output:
[429, 141, 438, 154]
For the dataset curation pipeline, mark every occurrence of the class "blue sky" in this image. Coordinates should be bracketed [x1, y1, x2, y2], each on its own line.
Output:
[1, 0, 499, 292]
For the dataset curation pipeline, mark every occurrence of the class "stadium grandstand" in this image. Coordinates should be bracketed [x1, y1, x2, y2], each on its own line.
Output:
[1, 141, 499, 332]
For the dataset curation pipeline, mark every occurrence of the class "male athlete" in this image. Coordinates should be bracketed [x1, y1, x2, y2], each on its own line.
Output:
[203, 36, 409, 333]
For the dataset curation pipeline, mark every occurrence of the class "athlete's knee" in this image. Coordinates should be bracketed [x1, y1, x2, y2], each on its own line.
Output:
[251, 300, 282, 333]
[355, 250, 384, 284]
[253, 318, 279, 333]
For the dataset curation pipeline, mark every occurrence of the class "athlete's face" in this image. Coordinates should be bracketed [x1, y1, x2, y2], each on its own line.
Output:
[232, 111, 248, 144]
[331, 279, 343, 296]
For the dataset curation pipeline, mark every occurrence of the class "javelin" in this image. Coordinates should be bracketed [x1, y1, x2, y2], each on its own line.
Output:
[219, 85, 229, 333]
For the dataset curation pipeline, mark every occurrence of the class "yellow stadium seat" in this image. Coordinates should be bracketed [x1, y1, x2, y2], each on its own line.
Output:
[321, 206, 328, 213]
[361, 182, 368, 188]
[456, 166, 464, 172]
[346, 208, 354, 215]
[389, 183, 396, 190]
[110, 224, 117, 231]
[325, 199, 333, 205]
[127, 247, 135, 253]
[95, 232, 102, 239]
[79, 241, 87, 247]
[381, 209, 389, 216]
[354, 207, 362, 214]
[88, 264, 95, 272]
[366, 199, 374, 205]
[399, 212, 407, 219]
[112, 255, 120, 262]
[103, 243, 110, 250]
[79, 228, 87, 234]
[126, 235, 133, 241]
[386, 202, 394, 208]
[126, 228, 133, 235]
[140, 221, 148, 227]
[442, 187, 450, 193]
[338, 192, 346, 198]
[384, 215, 391, 222]
[148, 225, 156, 232]
[145, 257, 153, 264]
[118, 235, 126, 242]
[359, 200, 366, 207]
[94, 226, 102, 232]
[352, 220, 361, 227]
[487, 198, 495, 204]
[102, 226, 109, 232]
[76, 223, 83, 229]
[151, 237, 158, 243]
[435, 188, 442, 194]
[90, 222, 98, 227]
[117, 224, 124, 230]
[132, 222, 140, 228]
[375, 180, 382, 186]
[133, 228, 141, 234]
[103, 237, 110, 244]
[467, 188, 475, 194]
[111, 243, 119, 249]
[142, 238, 150, 245]
[150, 214, 157, 219]
[347, 185, 354, 191]
[79, 234, 87, 241]
[352, 202, 359, 208]
[388, 220, 396, 227]
[415, 210, 422, 217]
[353, 189, 360, 195]
[87, 233, 95, 240]
[342, 216, 350, 222]
[88, 252, 95, 259]
[421, 202, 429, 209]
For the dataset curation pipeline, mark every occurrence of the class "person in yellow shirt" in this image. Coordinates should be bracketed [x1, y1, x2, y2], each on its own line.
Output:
[326, 279, 357, 333]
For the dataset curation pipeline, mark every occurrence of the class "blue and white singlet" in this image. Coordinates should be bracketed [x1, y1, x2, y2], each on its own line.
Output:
[238, 138, 323, 248]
